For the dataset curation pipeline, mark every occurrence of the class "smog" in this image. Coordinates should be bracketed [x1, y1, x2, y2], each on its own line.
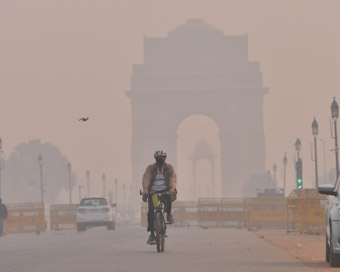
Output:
[0, 1, 337, 271]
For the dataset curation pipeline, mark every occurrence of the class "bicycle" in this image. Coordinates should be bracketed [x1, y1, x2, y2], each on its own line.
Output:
[140, 190, 172, 252]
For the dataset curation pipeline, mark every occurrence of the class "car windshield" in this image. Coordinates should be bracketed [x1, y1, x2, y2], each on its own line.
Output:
[80, 198, 107, 206]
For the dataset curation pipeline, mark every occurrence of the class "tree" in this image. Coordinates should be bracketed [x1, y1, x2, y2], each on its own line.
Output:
[2, 139, 76, 203]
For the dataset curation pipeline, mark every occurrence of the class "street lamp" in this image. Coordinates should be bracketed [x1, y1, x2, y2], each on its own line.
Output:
[331, 97, 339, 179]
[320, 138, 327, 184]
[295, 138, 301, 158]
[312, 117, 319, 188]
[102, 174, 106, 196]
[123, 184, 126, 211]
[283, 153, 288, 196]
[114, 178, 118, 207]
[86, 170, 90, 196]
[78, 184, 85, 203]
[67, 162, 72, 204]
[273, 163, 277, 188]
[38, 154, 44, 204]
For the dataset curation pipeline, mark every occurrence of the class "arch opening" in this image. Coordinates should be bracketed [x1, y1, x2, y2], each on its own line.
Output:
[176, 114, 221, 200]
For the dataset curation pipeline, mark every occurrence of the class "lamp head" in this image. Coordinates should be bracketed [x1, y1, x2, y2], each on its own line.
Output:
[283, 153, 288, 166]
[331, 97, 339, 119]
[295, 138, 302, 152]
[38, 154, 43, 167]
[312, 117, 319, 136]
[273, 163, 277, 172]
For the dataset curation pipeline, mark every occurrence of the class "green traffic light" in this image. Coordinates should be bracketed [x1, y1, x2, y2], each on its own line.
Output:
[297, 179, 302, 184]
[298, 185, 302, 189]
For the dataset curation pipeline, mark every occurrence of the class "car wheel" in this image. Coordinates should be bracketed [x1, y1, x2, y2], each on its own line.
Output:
[107, 222, 114, 230]
[326, 234, 330, 263]
[330, 231, 340, 267]
[77, 223, 86, 232]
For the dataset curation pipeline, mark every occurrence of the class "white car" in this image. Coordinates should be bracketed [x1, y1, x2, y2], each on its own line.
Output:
[76, 197, 116, 232]
[319, 181, 340, 267]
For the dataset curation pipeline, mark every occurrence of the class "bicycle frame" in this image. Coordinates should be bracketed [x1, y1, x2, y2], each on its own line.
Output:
[140, 190, 171, 252]
[152, 193, 167, 252]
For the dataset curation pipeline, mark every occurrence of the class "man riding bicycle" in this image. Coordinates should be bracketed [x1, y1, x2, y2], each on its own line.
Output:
[142, 150, 177, 245]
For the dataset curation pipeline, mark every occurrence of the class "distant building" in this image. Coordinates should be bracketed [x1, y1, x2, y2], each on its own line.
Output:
[126, 19, 268, 209]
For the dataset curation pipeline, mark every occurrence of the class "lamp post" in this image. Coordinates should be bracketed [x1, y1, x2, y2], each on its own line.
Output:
[331, 97, 339, 179]
[67, 162, 72, 204]
[266, 170, 271, 188]
[78, 185, 84, 203]
[283, 153, 288, 196]
[312, 117, 319, 188]
[273, 163, 277, 188]
[0, 137, 2, 199]
[123, 184, 126, 212]
[86, 170, 90, 196]
[102, 174, 106, 196]
[38, 154, 44, 204]
[320, 138, 327, 184]
[114, 178, 118, 206]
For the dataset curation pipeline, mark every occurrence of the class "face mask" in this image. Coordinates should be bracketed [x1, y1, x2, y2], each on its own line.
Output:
[156, 158, 165, 166]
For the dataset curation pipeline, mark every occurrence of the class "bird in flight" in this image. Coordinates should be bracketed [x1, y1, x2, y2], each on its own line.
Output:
[79, 117, 89, 122]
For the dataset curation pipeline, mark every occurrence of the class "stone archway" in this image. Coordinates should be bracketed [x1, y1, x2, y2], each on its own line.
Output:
[126, 19, 268, 209]
[190, 140, 217, 199]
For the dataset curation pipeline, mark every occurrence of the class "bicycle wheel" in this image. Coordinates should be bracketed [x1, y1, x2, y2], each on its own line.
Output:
[154, 211, 163, 252]
[161, 220, 165, 252]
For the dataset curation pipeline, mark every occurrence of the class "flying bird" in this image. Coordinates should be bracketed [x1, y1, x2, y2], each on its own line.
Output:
[79, 117, 89, 122]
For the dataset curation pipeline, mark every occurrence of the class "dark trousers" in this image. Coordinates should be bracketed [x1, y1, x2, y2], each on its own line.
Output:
[147, 193, 172, 233]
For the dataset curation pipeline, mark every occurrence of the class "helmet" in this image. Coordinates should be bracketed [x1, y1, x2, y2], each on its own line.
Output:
[154, 150, 167, 158]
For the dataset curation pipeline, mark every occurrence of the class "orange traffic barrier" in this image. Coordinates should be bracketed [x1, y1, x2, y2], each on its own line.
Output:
[245, 198, 287, 229]
[198, 198, 247, 228]
[50, 204, 78, 231]
[4, 203, 46, 234]
[287, 189, 326, 234]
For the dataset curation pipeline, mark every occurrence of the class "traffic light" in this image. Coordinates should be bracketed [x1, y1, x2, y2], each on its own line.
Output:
[296, 158, 303, 189]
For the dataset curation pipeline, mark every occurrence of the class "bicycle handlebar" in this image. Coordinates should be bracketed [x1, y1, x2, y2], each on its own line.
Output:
[139, 190, 173, 196]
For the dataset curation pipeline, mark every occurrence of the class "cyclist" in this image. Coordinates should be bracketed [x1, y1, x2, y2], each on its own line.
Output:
[142, 150, 177, 245]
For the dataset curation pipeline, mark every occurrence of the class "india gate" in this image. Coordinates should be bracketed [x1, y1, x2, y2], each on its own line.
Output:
[126, 19, 268, 208]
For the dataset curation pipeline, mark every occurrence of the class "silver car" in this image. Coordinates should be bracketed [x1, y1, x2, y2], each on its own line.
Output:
[319, 181, 340, 267]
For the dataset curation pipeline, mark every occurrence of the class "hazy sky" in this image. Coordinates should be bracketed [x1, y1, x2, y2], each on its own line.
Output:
[1, 0, 340, 201]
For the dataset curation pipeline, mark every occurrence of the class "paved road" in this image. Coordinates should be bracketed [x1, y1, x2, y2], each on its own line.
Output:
[0, 226, 314, 272]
